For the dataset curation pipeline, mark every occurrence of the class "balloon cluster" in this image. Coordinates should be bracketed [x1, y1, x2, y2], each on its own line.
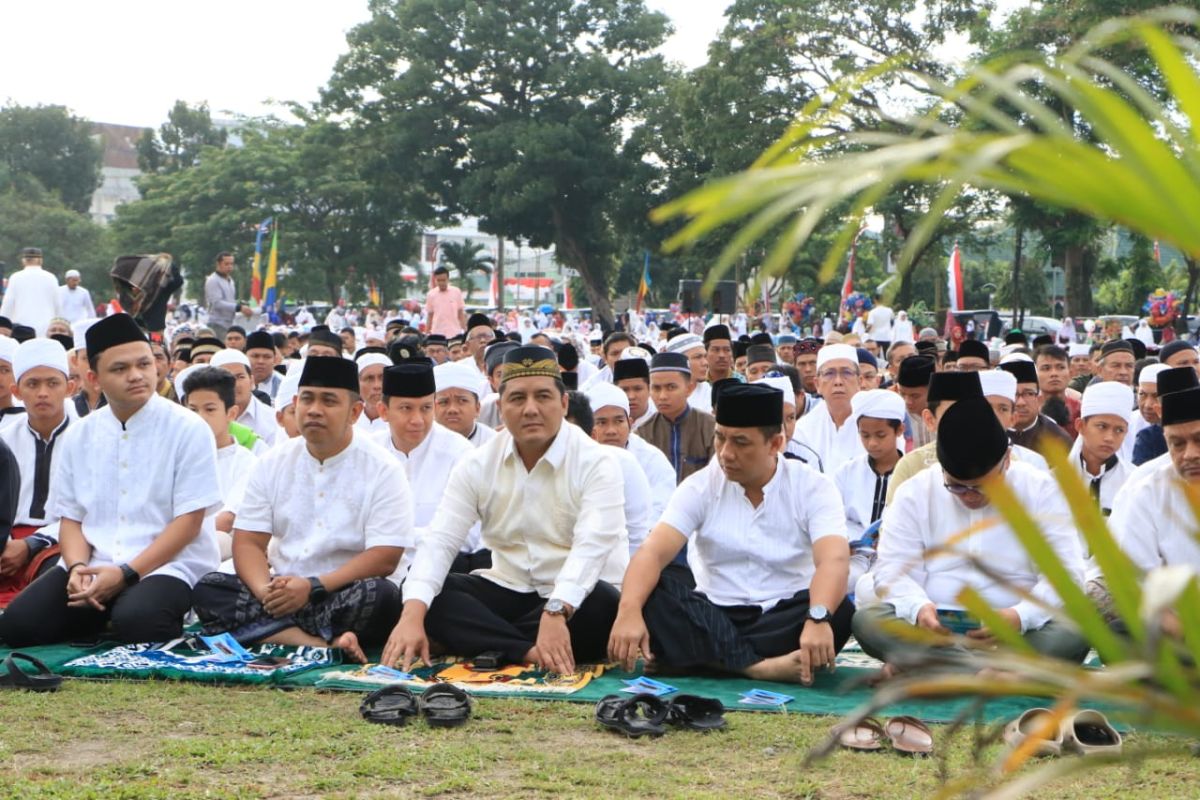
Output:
[785, 294, 815, 326]
[841, 291, 874, 320]
[1144, 288, 1180, 328]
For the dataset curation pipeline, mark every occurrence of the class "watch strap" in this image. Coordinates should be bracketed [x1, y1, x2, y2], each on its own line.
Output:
[119, 563, 140, 587]
[308, 577, 328, 602]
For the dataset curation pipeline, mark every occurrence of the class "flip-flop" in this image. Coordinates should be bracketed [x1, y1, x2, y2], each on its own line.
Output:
[1003, 708, 1064, 757]
[833, 717, 886, 751]
[885, 715, 934, 756]
[665, 694, 727, 731]
[359, 685, 419, 727]
[1061, 710, 1122, 756]
[594, 693, 668, 738]
[0, 653, 63, 692]
[420, 683, 472, 728]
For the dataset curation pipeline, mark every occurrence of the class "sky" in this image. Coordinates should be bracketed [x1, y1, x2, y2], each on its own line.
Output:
[0, 0, 730, 129]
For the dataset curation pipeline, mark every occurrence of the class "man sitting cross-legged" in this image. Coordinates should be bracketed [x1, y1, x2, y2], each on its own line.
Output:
[383, 345, 627, 675]
[192, 356, 413, 663]
[609, 383, 854, 686]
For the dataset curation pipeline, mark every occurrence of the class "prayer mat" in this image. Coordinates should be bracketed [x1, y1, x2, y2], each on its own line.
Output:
[314, 657, 606, 695]
[61, 642, 338, 685]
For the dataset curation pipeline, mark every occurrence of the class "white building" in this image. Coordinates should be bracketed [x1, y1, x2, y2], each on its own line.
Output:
[88, 123, 143, 225]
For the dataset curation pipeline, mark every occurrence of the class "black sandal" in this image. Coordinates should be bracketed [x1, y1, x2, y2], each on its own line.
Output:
[666, 694, 727, 731]
[594, 693, 669, 738]
[0, 653, 63, 692]
[420, 683, 472, 728]
[359, 685, 419, 726]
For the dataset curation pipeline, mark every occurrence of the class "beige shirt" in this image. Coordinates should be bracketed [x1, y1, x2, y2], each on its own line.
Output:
[404, 422, 628, 609]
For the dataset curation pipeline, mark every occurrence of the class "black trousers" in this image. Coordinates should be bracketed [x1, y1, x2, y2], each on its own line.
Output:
[641, 572, 855, 671]
[449, 548, 492, 575]
[0, 567, 192, 647]
[424, 574, 619, 665]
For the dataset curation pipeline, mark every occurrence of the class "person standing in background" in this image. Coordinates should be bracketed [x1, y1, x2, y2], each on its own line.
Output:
[425, 266, 467, 338]
[57, 270, 94, 325]
[204, 252, 251, 340]
[0, 248, 61, 336]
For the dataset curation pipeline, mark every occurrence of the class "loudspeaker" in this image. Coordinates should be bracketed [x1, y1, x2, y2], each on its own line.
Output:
[712, 280, 737, 314]
[679, 280, 702, 314]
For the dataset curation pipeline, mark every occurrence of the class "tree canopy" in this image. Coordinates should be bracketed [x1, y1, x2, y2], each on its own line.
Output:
[0, 104, 102, 214]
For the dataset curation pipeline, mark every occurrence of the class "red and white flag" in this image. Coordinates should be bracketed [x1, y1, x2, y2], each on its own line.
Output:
[946, 242, 965, 312]
[488, 269, 498, 307]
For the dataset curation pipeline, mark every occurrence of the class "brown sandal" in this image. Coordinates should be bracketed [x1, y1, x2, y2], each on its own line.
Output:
[885, 715, 934, 755]
[833, 716, 886, 751]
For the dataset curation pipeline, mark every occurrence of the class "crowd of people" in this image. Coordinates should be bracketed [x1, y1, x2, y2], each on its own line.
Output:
[0, 247, 1195, 687]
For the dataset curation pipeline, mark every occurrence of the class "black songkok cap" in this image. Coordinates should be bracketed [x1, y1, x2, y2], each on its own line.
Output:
[665, 326, 688, 341]
[11, 325, 35, 343]
[500, 345, 561, 384]
[649, 352, 691, 375]
[710, 377, 743, 411]
[749, 332, 773, 346]
[355, 346, 389, 360]
[448, 334, 465, 347]
[746, 344, 776, 366]
[383, 363, 436, 398]
[20, 247, 42, 258]
[794, 338, 821, 356]
[957, 339, 989, 362]
[484, 341, 520, 375]
[190, 336, 225, 358]
[915, 340, 938, 359]
[1161, 386, 1200, 427]
[733, 340, 749, 359]
[245, 331, 275, 352]
[466, 312, 492, 332]
[926, 371, 983, 404]
[299, 356, 360, 393]
[1004, 330, 1028, 346]
[424, 334, 448, 347]
[1031, 334, 1054, 349]
[896, 355, 936, 388]
[1100, 340, 1133, 358]
[1158, 366, 1200, 397]
[1127, 338, 1148, 361]
[999, 360, 1038, 385]
[716, 383, 783, 427]
[937, 395, 1011, 480]
[0, 316, 11, 328]
[1158, 340, 1195, 365]
[85, 313, 149, 358]
[558, 344, 580, 370]
[613, 358, 649, 383]
[562, 371, 579, 390]
[703, 325, 732, 345]
[51, 333, 75, 351]
[309, 328, 344, 352]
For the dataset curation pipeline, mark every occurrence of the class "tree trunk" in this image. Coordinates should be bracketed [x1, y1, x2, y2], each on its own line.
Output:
[551, 207, 614, 330]
[495, 239, 505, 312]
[1011, 224, 1024, 328]
[1063, 243, 1094, 317]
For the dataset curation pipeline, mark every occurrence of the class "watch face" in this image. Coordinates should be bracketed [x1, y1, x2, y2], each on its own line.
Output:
[809, 605, 829, 621]
[545, 600, 564, 614]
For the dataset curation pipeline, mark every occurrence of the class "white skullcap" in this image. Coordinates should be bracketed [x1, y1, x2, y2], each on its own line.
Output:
[754, 376, 795, 409]
[356, 353, 392, 373]
[589, 329, 604, 342]
[71, 319, 99, 351]
[210, 348, 251, 371]
[13, 338, 69, 382]
[1139, 363, 1171, 386]
[999, 344, 1029, 359]
[0, 336, 17, 364]
[816, 343, 858, 371]
[999, 352, 1034, 365]
[1068, 343, 1091, 358]
[275, 362, 305, 411]
[1081, 381, 1134, 424]
[620, 346, 652, 363]
[850, 388, 905, 423]
[174, 364, 204, 401]
[434, 361, 485, 398]
[977, 369, 1017, 402]
[665, 334, 704, 355]
[65, 269, 81, 279]
[587, 382, 630, 416]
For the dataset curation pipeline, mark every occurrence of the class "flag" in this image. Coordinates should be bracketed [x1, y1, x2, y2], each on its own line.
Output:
[488, 268, 498, 307]
[946, 241, 964, 312]
[840, 225, 868, 320]
[250, 217, 271, 303]
[263, 225, 279, 318]
[564, 277, 573, 310]
[636, 251, 651, 313]
[761, 280, 770, 317]
[369, 278, 381, 307]
[1154, 240, 1162, 264]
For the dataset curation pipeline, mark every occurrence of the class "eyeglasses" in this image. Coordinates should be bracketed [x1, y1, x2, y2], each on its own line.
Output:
[818, 368, 859, 381]
[1016, 389, 1039, 399]
[467, 333, 492, 343]
[943, 480, 986, 496]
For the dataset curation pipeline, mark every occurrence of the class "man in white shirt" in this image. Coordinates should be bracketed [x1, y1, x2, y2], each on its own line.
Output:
[211, 349, 279, 447]
[433, 360, 496, 447]
[383, 345, 627, 675]
[664, 333, 713, 414]
[609, 383, 853, 685]
[794, 344, 865, 473]
[866, 296, 894, 353]
[0, 314, 222, 646]
[193, 357, 413, 662]
[0, 338, 74, 606]
[613, 355, 655, 431]
[0, 248, 61, 337]
[57, 270, 94, 324]
[245, 331, 282, 400]
[1067, 382, 1135, 516]
[373, 362, 481, 574]
[853, 396, 1090, 674]
[353, 351, 392, 435]
[587, 382, 675, 524]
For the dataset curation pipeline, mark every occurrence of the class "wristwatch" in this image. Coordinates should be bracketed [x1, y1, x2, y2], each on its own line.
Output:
[544, 599, 572, 620]
[806, 605, 830, 624]
[307, 577, 329, 603]
[119, 563, 140, 587]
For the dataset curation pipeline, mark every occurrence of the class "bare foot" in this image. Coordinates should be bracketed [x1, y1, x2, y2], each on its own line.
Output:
[866, 663, 901, 687]
[332, 632, 366, 664]
[743, 651, 811, 685]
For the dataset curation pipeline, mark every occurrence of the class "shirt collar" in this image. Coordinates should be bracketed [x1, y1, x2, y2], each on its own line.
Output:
[503, 421, 570, 470]
[304, 434, 356, 467]
[24, 415, 69, 444]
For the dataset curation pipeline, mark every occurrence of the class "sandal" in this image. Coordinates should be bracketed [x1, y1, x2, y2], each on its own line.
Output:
[833, 717, 886, 751]
[420, 683, 473, 728]
[1003, 708, 1064, 757]
[594, 693, 668, 738]
[665, 694, 727, 731]
[359, 685, 419, 727]
[0, 653, 63, 692]
[1061, 710, 1121, 756]
[885, 715, 934, 756]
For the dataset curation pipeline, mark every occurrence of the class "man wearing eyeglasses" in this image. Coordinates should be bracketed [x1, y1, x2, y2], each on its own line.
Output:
[1000, 358, 1073, 459]
[852, 396, 1090, 677]
[793, 344, 865, 474]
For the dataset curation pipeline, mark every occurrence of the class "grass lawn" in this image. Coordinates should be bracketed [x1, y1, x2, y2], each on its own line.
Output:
[2, 680, 1199, 799]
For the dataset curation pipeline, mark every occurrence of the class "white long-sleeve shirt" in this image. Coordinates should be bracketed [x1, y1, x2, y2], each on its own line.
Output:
[57, 285, 94, 324]
[869, 461, 1084, 632]
[1, 266, 61, 335]
[626, 433, 676, 523]
[794, 403, 865, 474]
[1110, 456, 1200, 573]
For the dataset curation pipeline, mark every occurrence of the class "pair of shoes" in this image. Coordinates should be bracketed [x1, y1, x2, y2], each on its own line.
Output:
[1003, 708, 1121, 757]
[0, 653, 63, 692]
[360, 684, 472, 728]
[595, 693, 726, 738]
[833, 716, 934, 756]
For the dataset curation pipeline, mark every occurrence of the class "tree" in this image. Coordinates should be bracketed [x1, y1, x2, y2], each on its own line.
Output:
[0, 184, 108, 292]
[0, 104, 102, 214]
[136, 101, 228, 175]
[323, 0, 671, 328]
[437, 239, 493, 299]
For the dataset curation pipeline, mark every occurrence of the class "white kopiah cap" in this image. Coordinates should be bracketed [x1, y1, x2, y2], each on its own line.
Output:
[754, 376, 796, 409]
[816, 343, 858, 371]
[977, 369, 1017, 402]
[13, 338, 69, 383]
[850, 388, 905, 423]
[1081, 381, 1134, 425]
[587, 381, 630, 416]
